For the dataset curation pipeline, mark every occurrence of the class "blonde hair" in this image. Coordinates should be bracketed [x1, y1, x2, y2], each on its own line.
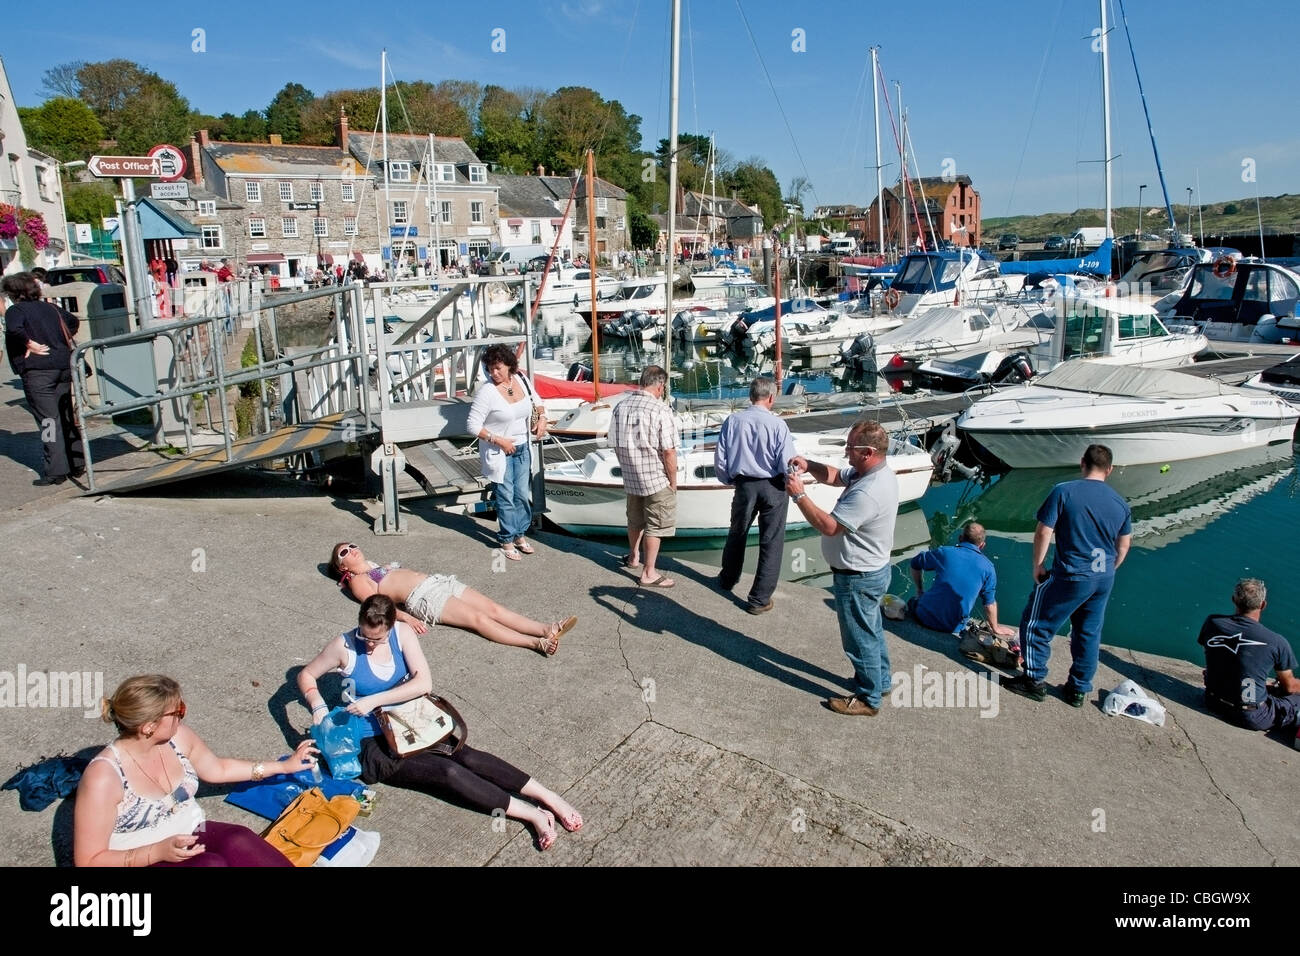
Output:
[102, 675, 182, 737]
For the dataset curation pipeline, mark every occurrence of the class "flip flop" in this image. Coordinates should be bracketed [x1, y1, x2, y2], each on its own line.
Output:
[501, 545, 522, 561]
[639, 575, 675, 589]
[515, 539, 535, 555]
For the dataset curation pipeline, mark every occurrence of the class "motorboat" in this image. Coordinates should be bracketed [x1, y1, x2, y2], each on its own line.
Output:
[1115, 246, 1207, 304]
[690, 260, 753, 292]
[1161, 259, 1300, 343]
[859, 304, 1047, 380]
[910, 297, 1206, 392]
[591, 274, 672, 318]
[717, 297, 836, 350]
[1242, 353, 1300, 407]
[881, 248, 1026, 319]
[955, 361, 1298, 468]
[542, 431, 935, 537]
[754, 309, 904, 355]
[522, 263, 621, 309]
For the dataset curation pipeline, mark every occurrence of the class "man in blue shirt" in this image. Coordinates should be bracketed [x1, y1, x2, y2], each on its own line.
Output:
[714, 377, 806, 614]
[1199, 578, 1300, 733]
[1004, 444, 1132, 707]
[909, 522, 1017, 637]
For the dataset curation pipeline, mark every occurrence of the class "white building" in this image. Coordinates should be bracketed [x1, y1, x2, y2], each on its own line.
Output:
[0, 56, 71, 275]
[491, 173, 574, 260]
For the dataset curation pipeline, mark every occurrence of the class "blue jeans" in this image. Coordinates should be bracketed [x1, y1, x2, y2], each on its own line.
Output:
[831, 565, 894, 707]
[494, 443, 532, 544]
[1019, 572, 1115, 693]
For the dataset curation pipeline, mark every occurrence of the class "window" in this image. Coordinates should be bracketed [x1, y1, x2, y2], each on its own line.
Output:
[198, 200, 216, 216]
[248, 217, 266, 238]
[389, 161, 411, 182]
[531, 221, 542, 243]
[596, 197, 608, 214]
[313, 218, 328, 237]
[341, 181, 355, 203]
[344, 216, 357, 236]
[245, 181, 261, 203]
[391, 201, 409, 225]
[437, 164, 454, 183]
[281, 217, 298, 238]
[470, 201, 484, 225]
[35, 165, 50, 201]
[279, 181, 293, 202]
[596, 217, 606, 229]
[616, 217, 625, 232]
[1244, 270, 1270, 302]
[439, 201, 452, 225]
[469, 165, 486, 184]
[201, 225, 223, 249]
[1117, 313, 1153, 339]
[310, 182, 324, 202]
[510, 223, 520, 236]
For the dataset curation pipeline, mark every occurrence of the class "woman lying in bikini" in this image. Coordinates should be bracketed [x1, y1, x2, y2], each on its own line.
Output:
[328, 542, 576, 656]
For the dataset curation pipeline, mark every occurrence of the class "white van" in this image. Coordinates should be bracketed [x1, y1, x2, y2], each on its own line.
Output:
[481, 244, 548, 275]
[1069, 227, 1109, 250]
[828, 237, 857, 255]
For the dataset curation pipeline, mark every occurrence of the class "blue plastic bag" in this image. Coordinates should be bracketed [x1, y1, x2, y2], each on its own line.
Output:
[310, 708, 367, 780]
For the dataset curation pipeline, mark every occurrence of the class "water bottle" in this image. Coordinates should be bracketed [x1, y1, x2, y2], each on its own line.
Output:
[310, 760, 323, 784]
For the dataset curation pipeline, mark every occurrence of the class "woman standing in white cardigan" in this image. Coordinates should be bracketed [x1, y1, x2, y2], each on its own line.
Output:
[467, 344, 547, 560]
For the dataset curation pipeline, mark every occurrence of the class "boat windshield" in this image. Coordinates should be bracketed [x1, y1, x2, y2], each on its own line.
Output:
[1185, 265, 1236, 301]
[893, 255, 961, 293]
[1116, 312, 1168, 339]
[1118, 251, 1199, 292]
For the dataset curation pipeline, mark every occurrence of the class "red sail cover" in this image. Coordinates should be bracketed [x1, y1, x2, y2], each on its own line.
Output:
[532, 373, 638, 402]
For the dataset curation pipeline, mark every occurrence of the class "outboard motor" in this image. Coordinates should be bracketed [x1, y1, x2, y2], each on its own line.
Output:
[671, 310, 693, 339]
[990, 351, 1035, 385]
[719, 315, 749, 351]
[837, 332, 876, 374]
[567, 362, 593, 383]
[929, 424, 980, 483]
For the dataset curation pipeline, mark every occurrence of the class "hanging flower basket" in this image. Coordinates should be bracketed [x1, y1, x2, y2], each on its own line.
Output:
[0, 204, 50, 250]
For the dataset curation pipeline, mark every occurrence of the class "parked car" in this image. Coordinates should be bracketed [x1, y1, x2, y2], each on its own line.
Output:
[45, 263, 127, 286]
[997, 234, 1020, 251]
[1043, 235, 1067, 251]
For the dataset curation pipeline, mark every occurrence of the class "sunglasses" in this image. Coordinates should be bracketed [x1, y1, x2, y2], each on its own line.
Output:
[161, 700, 187, 720]
[336, 544, 357, 560]
[847, 445, 878, 455]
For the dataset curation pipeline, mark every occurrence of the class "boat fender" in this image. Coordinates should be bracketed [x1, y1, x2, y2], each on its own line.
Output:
[884, 288, 902, 310]
[1213, 256, 1236, 280]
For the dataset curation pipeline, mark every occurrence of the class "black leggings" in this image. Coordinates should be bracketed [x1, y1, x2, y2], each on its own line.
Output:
[359, 737, 530, 814]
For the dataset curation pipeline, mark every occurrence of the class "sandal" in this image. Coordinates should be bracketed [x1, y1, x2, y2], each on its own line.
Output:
[501, 545, 522, 562]
[639, 575, 675, 589]
[536, 615, 577, 657]
[515, 538, 535, 555]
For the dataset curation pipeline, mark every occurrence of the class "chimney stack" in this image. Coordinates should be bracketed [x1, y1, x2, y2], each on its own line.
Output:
[336, 108, 349, 149]
[188, 135, 205, 186]
[268, 133, 283, 146]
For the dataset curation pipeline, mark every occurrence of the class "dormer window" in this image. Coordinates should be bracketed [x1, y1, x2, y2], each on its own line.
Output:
[389, 161, 412, 182]
[437, 164, 455, 183]
[469, 165, 486, 184]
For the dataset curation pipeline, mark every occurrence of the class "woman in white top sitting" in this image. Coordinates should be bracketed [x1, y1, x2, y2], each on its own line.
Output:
[466, 343, 547, 561]
[74, 675, 317, 867]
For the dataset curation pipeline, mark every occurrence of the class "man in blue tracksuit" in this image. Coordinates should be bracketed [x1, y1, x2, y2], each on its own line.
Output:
[1004, 444, 1132, 707]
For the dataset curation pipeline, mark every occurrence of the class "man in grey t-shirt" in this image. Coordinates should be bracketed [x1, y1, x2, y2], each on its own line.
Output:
[787, 419, 898, 716]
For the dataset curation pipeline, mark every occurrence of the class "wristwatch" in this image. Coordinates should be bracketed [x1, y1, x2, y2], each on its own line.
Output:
[792, 492, 807, 503]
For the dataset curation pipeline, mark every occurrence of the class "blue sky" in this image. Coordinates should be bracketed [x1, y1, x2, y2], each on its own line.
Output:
[5, 0, 1298, 218]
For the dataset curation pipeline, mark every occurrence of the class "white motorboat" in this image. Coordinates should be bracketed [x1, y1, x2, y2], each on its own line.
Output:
[543, 432, 935, 537]
[956, 361, 1298, 468]
[910, 297, 1207, 391]
[882, 248, 1027, 320]
[1160, 259, 1300, 343]
[523, 263, 622, 309]
[592, 274, 672, 318]
[690, 261, 753, 292]
[1242, 353, 1300, 407]
[754, 309, 904, 355]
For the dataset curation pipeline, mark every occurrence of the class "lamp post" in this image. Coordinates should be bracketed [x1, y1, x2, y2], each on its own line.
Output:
[1186, 187, 1193, 240]
[1137, 184, 1147, 235]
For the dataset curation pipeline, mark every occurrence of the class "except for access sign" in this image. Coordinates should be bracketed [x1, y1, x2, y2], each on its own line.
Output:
[88, 155, 163, 178]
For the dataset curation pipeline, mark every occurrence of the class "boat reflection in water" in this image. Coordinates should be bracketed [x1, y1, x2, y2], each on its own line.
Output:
[958, 442, 1297, 550]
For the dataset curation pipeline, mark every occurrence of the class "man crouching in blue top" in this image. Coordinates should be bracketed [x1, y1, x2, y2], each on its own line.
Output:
[1200, 578, 1300, 734]
[1003, 444, 1132, 707]
[908, 521, 1018, 638]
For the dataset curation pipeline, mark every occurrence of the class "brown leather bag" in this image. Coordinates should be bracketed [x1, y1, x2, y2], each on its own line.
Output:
[376, 693, 466, 759]
[262, 787, 361, 867]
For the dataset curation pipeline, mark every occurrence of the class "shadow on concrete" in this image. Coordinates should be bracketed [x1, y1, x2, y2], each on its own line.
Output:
[589, 582, 853, 700]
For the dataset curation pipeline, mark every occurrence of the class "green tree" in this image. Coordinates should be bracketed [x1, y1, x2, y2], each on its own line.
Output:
[63, 181, 118, 225]
[476, 85, 543, 173]
[724, 160, 782, 229]
[18, 98, 104, 162]
[627, 196, 658, 249]
[540, 87, 643, 191]
[74, 59, 152, 140]
[202, 110, 268, 142]
[114, 76, 192, 155]
[265, 82, 314, 143]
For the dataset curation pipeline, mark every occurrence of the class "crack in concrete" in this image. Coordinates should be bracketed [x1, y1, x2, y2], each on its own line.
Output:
[1120, 649, 1273, 863]
[614, 594, 653, 722]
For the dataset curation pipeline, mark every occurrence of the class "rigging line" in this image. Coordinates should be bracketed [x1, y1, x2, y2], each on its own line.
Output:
[1115, 0, 1176, 234]
[686, 0, 700, 139]
[1002, 0, 1068, 217]
[875, 62, 924, 247]
[732, 0, 819, 209]
[582, 0, 645, 161]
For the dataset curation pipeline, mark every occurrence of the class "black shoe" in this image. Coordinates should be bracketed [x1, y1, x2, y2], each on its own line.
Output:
[1002, 673, 1047, 702]
[746, 600, 774, 615]
[33, 475, 68, 486]
[1061, 684, 1087, 708]
[716, 575, 736, 592]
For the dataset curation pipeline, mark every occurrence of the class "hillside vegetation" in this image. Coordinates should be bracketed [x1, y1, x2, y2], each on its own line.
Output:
[983, 193, 1300, 239]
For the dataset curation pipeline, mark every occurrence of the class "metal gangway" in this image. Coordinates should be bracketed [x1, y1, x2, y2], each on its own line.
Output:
[70, 274, 538, 535]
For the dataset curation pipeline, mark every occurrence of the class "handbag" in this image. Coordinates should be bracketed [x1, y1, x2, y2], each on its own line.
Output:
[377, 693, 466, 759]
[262, 787, 361, 867]
[520, 374, 544, 432]
[54, 305, 92, 378]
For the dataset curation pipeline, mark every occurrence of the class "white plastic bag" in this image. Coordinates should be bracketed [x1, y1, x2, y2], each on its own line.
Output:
[1102, 679, 1166, 727]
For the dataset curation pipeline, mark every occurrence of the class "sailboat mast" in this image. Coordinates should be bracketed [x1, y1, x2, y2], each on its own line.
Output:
[1100, 0, 1114, 242]
[872, 47, 884, 260]
[429, 134, 440, 277]
[897, 83, 907, 253]
[381, 50, 391, 274]
[665, 0, 681, 397]
[586, 150, 601, 400]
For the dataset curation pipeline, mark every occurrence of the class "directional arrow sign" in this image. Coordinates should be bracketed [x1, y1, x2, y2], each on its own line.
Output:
[89, 155, 163, 178]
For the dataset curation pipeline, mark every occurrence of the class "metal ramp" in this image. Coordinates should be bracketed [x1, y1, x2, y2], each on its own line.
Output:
[91, 413, 373, 494]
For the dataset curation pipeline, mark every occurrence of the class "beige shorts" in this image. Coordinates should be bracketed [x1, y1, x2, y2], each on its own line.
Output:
[627, 486, 676, 538]
[406, 574, 468, 624]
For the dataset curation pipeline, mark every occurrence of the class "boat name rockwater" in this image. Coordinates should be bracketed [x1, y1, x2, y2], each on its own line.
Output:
[1121, 409, 1159, 418]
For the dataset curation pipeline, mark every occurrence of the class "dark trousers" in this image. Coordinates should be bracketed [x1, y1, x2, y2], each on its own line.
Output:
[719, 475, 788, 607]
[22, 368, 84, 479]
[360, 737, 530, 814]
[1020, 572, 1115, 693]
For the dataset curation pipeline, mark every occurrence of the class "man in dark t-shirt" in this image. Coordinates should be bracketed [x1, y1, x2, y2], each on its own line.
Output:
[1199, 578, 1300, 733]
[1004, 444, 1132, 707]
